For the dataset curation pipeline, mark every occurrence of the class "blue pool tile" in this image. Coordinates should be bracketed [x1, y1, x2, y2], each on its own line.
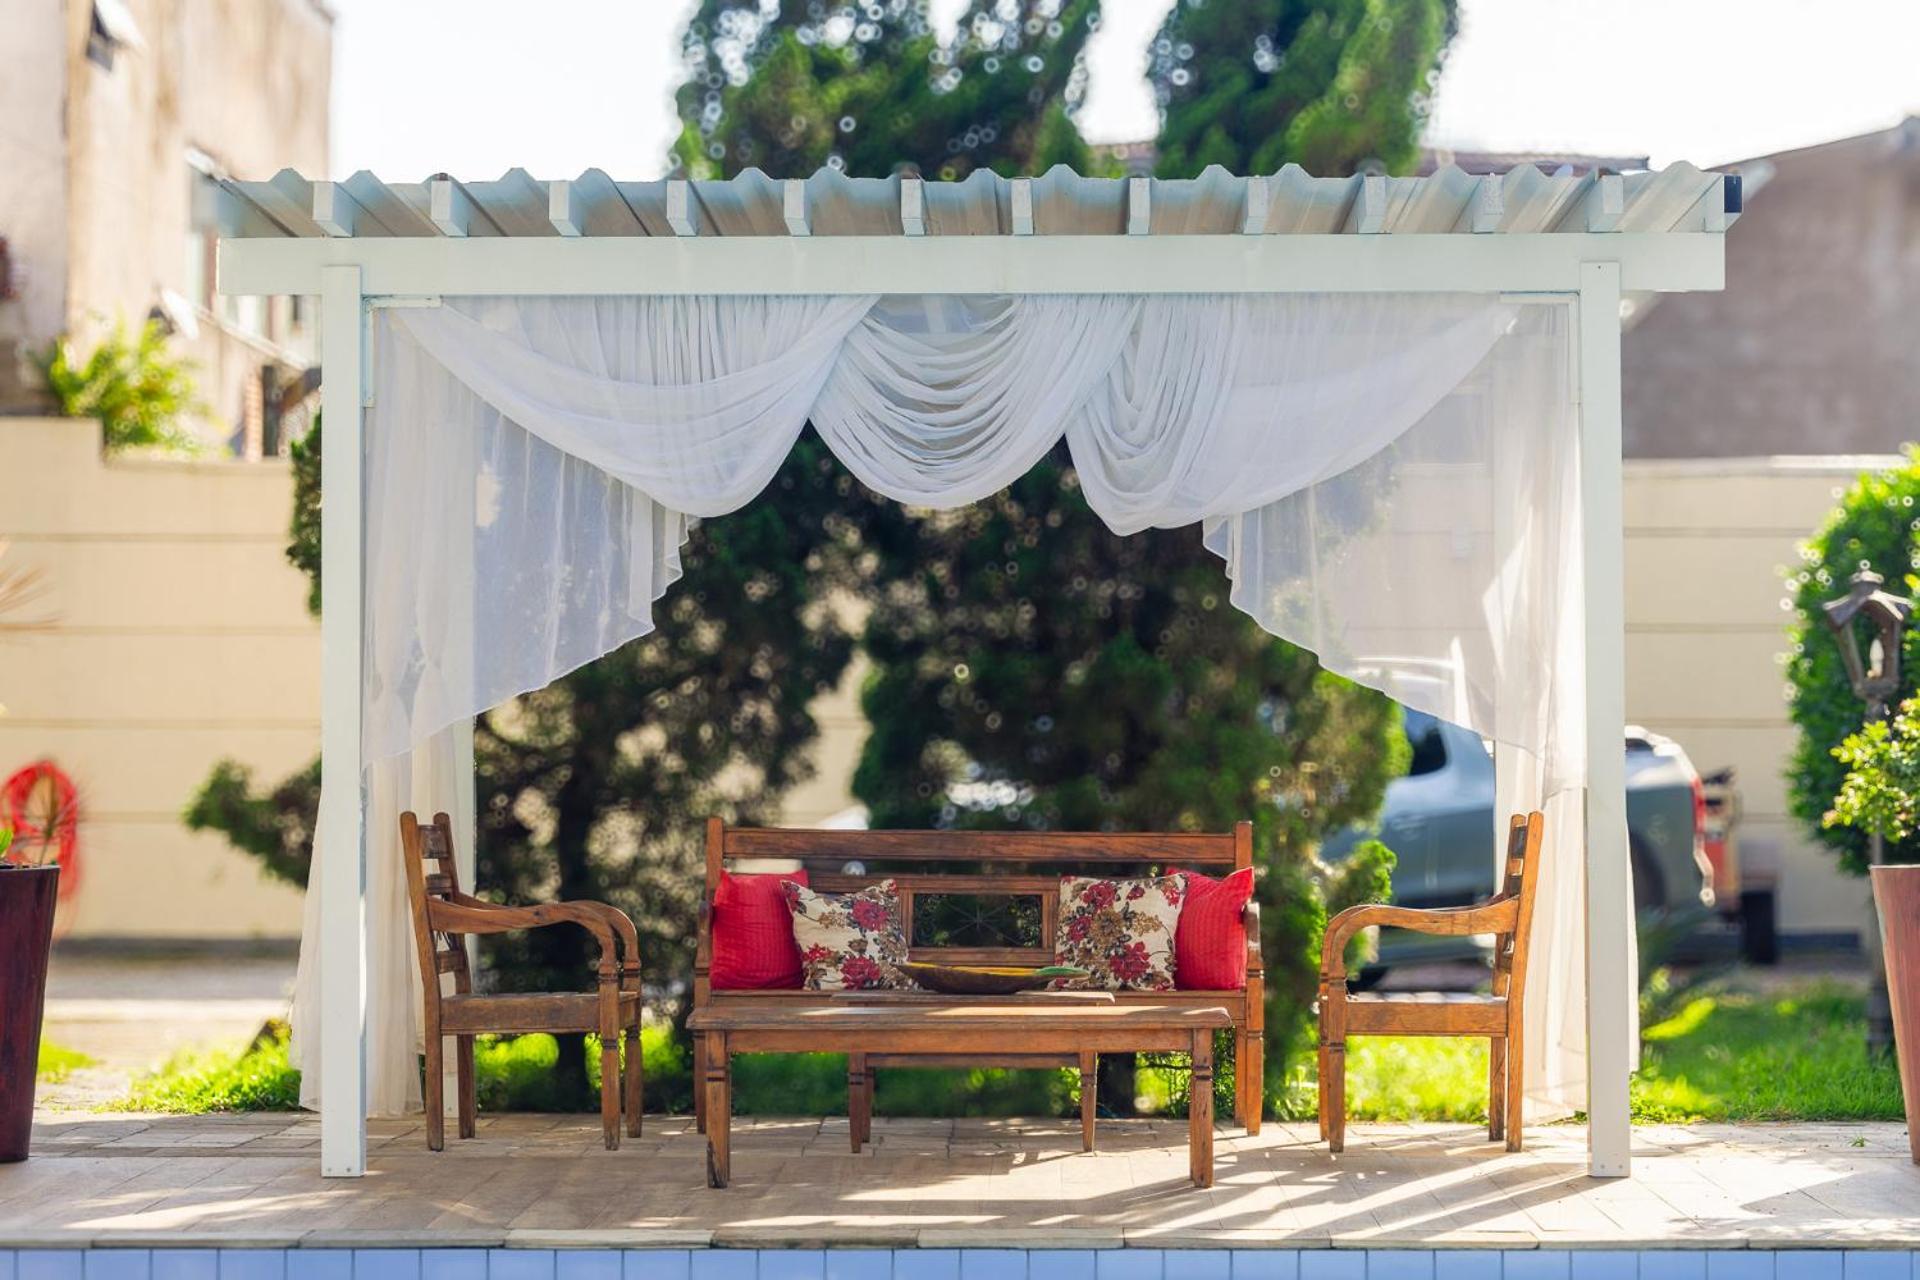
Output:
[1164, 1253, 1231, 1280]
[423, 1254, 489, 1280]
[553, 1255, 619, 1280]
[1229, 1253, 1299, 1280]
[1029, 1253, 1097, 1280]
[1772, 1257, 1842, 1280]
[1705, 1255, 1772, 1280]
[218, 1253, 285, 1280]
[1505, 1255, 1572, 1280]
[1840, 1256, 1909, 1280]
[84, 1252, 150, 1280]
[286, 1254, 352, 1280]
[0, 1251, 14, 1280]
[1094, 1253, 1163, 1280]
[488, 1254, 554, 1280]
[357, 1252, 423, 1280]
[19, 1254, 84, 1280]
[619, 1255, 689, 1280]
[762, 1254, 826, 1280]
[821, 1253, 891, 1280]
[898, 1253, 959, 1280]
[1638, 1255, 1706, 1280]
[684, 1256, 752, 1280]
[1570, 1252, 1638, 1280]
[152, 1252, 218, 1280]
[958, 1251, 1023, 1280]
[1296, 1254, 1363, 1280]
[1367, 1252, 1435, 1280]
[1434, 1255, 1503, 1280]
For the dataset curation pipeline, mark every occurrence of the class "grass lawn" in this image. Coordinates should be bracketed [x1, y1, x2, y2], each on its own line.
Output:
[107, 979, 1906, 1123]
[36, 1041, 94, 1084]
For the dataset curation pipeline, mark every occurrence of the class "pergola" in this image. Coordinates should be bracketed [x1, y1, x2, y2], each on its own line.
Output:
[216, 161, 1736, 1183]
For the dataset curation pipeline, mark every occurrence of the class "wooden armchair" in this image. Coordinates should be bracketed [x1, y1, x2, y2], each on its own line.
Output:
[1317, 810, 1544, 1154]
[399, 811, 644, 1151]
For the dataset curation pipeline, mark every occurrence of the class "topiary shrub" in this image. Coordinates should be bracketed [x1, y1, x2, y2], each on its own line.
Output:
[37, 319, 204, 452]
[1785, 448, 1920, 876]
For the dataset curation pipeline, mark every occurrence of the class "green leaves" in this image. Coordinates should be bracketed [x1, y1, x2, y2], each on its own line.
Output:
[1825, 697, 1920, 844]
[37, 318, 205, 453]
[1784, 447, 1920, 874]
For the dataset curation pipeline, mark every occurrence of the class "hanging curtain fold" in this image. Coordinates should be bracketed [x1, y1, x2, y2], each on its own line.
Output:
[294, 291, 1602, 1127]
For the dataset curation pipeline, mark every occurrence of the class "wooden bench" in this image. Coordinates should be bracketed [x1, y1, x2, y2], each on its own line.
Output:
[686, 1002, 1234, 1188]
[692, 818, 1266, 1152]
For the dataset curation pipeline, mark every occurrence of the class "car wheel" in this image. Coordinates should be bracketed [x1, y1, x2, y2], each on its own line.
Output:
[1740, 889, 1779, 965]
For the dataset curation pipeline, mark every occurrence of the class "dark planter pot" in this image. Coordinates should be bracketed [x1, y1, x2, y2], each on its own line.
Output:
[1872, 864, 1920, 1165]
[0, 864, 59, 1162]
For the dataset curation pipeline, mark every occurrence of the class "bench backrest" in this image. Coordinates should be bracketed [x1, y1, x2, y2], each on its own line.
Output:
[701, 818, 1252, 970]
[399, 810, 474, 1009]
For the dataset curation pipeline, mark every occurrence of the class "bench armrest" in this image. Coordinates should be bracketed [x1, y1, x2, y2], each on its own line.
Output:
[1319, 898, 1518, 983]
[1242, 899, 1264, 978]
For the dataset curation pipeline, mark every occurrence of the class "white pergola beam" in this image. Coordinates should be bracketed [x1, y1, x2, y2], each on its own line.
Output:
[1010, 178, 1034, 235]
[783, 179, 810, 236]
[900, 178, 926, 236]
[1579, 260, 1633, 1179]
[666, 181, 698, 236]
[312, 182, 362, 238]
[429, 179, 472, 237]
[1127, 177, 1151, 235]
[1242, 176, 1270, 235]
[317, 264, 368, 1178]
[1345, 174, 1387, 234]
[547, 180, 582, 237]
[222, 232, 1724, 298]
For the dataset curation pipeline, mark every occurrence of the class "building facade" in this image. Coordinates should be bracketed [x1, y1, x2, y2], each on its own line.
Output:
[0, 0, 332, 456]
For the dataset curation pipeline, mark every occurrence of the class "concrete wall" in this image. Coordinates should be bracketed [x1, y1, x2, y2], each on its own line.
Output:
[0, 0, 74, 400]
[1622, 455, 1895, 939]
[0, 417, 314, 939]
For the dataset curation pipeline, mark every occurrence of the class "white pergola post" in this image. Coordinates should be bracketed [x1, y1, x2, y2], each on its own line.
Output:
[318, 264, 370, 1178]
[1578, 259, 1633, 1178]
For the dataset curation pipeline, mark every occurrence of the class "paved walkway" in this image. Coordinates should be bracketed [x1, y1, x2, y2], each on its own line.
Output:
[5, 1113, 1915, 1249]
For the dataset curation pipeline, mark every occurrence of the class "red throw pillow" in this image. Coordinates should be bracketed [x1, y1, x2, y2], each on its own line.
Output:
[1174, 866, 1255, 990]
[710, 869, 809, 990]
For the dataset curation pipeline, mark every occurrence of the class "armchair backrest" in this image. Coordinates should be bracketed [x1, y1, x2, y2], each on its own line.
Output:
[1490, 811, 1545, 1003]
[400, 810, 475, 1011]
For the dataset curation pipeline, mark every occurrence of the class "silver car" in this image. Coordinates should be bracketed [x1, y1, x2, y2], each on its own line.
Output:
[1324, 708, 1716, 971]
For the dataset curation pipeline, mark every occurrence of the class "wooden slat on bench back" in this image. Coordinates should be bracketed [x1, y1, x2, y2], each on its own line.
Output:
[723, 827, 1239, 865]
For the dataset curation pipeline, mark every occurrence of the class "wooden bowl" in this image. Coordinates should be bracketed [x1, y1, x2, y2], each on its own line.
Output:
[898, 962, 1089, 995]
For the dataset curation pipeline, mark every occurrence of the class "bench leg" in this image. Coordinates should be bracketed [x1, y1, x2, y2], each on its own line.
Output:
[624, 1019, 644, 1139]
[848, 1054, 869, 1153]
[1326, 1035, 1347, 1154]
[1189, 1029, 1214, 1189]
[1238, 1029, 1263, 1136]
[1504, 1022, 1524, 1153]
[424, 1026, 445, 1153]
[1488, 1035, 1507, 1145]
[704, 1033, 730, 1188]
[693, 1033, 707, 1134]
[456, 1034, 476, 1140]
[1078, 1051, 1097, 1152]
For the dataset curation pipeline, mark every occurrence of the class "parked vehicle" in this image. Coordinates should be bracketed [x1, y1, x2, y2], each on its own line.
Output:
[1323, 708, 1720, 972]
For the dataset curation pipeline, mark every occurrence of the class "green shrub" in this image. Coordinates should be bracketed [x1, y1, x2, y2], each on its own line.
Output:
[1825, 694, 1920, 843]
[37, 319, 204, 452]
[37, 1041, 94, 1084]
[1785, 448, 1920, 875]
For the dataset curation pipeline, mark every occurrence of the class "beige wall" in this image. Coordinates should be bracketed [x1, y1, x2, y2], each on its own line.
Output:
[1623, 455, 1894, 938]
[0, 417, 315, 939]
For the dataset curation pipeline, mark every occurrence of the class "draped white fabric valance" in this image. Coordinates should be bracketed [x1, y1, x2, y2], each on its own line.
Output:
[294, 291, 1602, 1125]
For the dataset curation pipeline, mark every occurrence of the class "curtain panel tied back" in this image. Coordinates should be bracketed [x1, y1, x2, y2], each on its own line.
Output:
[293, 291, 1608, 1125]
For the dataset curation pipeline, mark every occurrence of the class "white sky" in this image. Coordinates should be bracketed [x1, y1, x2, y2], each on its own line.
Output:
[328, 0, 1919, 180]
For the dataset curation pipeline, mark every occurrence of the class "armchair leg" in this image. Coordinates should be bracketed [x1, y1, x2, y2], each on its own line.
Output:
[1079, 1051, 1097, 1152]
[424, 1030, 445, 1152]
[599, 1034, 622, 1151]
[848, 1054, 870, 1152]
[1326, 1037, 1347, 1154]
[624, 1021, 644, 1138]
[456, 1035, 476, 1140]
[1488, 1036, 1507, 1145]
[1316, 1034, 1330, 1142]
[1505, 1025, 1524, 1153]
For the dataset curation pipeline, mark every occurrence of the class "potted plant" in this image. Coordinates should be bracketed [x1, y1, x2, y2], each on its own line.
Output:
[0, 817, 60, 1162]
[1826, 696, 1920, 1164]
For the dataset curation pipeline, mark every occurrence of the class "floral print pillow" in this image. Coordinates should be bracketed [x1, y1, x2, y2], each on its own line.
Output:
[781, 879, 915, 991]
[1053, 874, 1188, 991]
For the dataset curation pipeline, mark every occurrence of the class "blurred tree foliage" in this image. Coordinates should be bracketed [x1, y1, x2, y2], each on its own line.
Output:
[674, 0, 1099, 180]
[1785, 449, 1920, 875]
[1151, 0, 1456, 178]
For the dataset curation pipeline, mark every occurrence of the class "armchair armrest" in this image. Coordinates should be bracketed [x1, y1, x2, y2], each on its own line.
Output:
[1319, 898, 1519, 983]
[428, 898, 622, 975]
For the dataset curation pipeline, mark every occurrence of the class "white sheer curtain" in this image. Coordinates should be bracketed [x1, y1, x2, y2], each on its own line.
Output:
[291, 291, 1606, 1122]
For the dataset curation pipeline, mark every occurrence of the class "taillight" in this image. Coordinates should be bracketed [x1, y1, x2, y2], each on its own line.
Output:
[1691, 774, 1707, 841]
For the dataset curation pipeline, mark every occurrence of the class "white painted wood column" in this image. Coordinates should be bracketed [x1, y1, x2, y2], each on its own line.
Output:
[318, 264, 369, 1177]
[1578, 260, 1633, 1178]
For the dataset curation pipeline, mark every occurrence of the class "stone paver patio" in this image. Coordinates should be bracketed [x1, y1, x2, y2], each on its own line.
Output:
[3, 1113, 1915, 1250]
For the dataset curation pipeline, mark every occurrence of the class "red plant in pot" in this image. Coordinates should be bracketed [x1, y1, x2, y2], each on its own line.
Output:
[0, 761, 77, 1162]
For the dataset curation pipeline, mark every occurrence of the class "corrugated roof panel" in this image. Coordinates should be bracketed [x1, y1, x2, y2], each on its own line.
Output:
[221, 164, 1733, 241]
